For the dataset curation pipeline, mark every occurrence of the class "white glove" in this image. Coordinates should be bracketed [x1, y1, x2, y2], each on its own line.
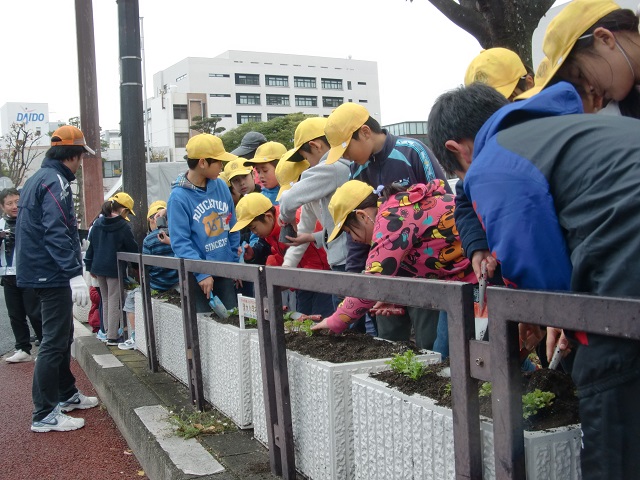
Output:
[69, 275, 89, 307]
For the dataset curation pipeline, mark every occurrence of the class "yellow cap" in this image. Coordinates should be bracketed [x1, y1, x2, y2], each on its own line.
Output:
[147, 200, 166, 219]
[281, 117, 328, 163]
[245, 141, 287, 164]
[464, 48, 527, 98]
[224, 158, 253, 181]
[186, 133, 237, 162]
[219, 171, 231, 186]
[108, 192, 136, 219]
[230, 192, 273, 232]
[275, 155, 311, 201]
[327, 180, 374, 242]
[537, 0, 619, 94]
[514, 57, 552, 100]
[325, 103, 370, 165]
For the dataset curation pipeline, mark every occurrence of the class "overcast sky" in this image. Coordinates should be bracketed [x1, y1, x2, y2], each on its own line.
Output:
[0, 0, 569, 131]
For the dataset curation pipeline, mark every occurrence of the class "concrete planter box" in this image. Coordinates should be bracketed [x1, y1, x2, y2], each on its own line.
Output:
[196, 294, 257, 428]
[250, 334, 440, 480]
[135, 292, 257, 428]
[351, 374, 582, 480]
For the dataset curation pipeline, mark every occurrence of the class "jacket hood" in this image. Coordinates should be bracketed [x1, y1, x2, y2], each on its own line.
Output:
[94, 214, 130, 232]
[474, 82, 584, 159]
[382, 180, 447, 210]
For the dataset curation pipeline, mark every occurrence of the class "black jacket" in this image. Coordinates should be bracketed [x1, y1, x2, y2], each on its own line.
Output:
[16, 158, 83, 288]
[85, 215, 138, 278]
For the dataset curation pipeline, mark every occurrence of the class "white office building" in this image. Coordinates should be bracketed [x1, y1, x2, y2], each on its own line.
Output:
[146, 50, 381, 161]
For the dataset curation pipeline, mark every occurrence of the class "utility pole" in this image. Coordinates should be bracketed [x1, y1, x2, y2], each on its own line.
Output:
[141, 17, 151, 164]
[118, 0, 148, 249]
[74, 0, 104, 228]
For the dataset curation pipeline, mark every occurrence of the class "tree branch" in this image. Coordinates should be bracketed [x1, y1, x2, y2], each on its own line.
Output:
[428, 0, 492, 46]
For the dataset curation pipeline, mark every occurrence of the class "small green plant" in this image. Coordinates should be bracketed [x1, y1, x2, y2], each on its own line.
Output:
[244, 317, 258, 328]
[284, 318, 314, 336]
[522, 389, 555, 419]
[385, 350, 425, 380]
[169, 407, 235, 439]
[442, 382, 452, 398]
[479, 382, 492, 397]
[229, 307, 239, 316]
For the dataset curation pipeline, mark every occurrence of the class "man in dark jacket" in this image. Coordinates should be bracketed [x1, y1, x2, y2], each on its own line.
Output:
[428, 81, 640, 479]
[16, 125, 98, 433]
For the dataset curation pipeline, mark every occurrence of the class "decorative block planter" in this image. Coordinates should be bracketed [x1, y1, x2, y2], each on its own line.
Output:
[196, 294, 257, 428]
[135, 292, 257, 428]
[351, 374, 582, 480]
[250, 334, 440, 480]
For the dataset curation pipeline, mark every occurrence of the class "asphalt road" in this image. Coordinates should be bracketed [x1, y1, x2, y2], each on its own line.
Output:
[0, 286, 15, 356]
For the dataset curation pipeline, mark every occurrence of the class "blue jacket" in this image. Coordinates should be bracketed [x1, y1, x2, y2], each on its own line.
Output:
[346, 132, 450, 272]
[16, 158, 83, 288]
[84, 215, 138, 278]
[142, 229, 179, 291]
[167, 172, 240, 282]
[260, 185, 279, 205]
[463, 82, 580, 292]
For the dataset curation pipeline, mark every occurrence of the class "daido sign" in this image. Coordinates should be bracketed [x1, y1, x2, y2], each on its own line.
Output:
[16, 111, 45, 124]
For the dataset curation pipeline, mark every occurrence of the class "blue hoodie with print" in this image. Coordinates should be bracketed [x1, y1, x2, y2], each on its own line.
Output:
[167, 172, 240, 282]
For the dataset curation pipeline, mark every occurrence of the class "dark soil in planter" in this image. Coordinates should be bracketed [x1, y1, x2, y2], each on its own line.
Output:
[152, 289, 182, 307]
[373, 363, 579, 431]
[285, 331, 417, 363]
[207, 313, 257, 329]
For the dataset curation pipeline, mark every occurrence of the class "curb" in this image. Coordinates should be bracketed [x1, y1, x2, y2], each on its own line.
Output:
[73, 322, 277, 480]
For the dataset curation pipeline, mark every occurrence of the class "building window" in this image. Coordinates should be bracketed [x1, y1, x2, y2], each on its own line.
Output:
[235, 73, 260, 85]
[266, 94, 290, 106]
[210, 93, 231, 97]
[295, 95, 317, 107]
[347, 81, 352, 90]
[321, 78, 343, 90]
[103, 160, 122, 178]
[209, 73, 230, 78]
[358, 81, 367, 85]
[359, 99, 368, 103]
[173, 104, 188, 120]
[267, 113, 287, 121]
[236, 93, 261, 105]
[210, 114, 232, 118]
[294, 76, 316, 88]
[237, 113, 262, 124]
[174, 133, 189, 148]
[265, 75, 289, 87]
[322, 96, 343, 108]
[176, 73, 187, 82]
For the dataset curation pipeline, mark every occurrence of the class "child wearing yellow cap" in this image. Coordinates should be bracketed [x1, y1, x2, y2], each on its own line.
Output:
[325, 102, 451, 344]
[244, 141, 287, 205]
[464, 48, 534, 101]
[311, 180, 475, 349]
[84, 192, 139, 345]
[541, 0, 640, 117]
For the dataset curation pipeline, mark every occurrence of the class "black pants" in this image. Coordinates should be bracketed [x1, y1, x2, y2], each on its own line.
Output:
[571, 334, 640, 479]
[32, 287, 77, 422]
[2, 276, 42, 354]
[376, 307, 439, 350]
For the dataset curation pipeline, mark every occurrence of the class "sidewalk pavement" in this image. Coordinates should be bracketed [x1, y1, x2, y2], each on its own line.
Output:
[0, 334, 147, 479]
[72, 320, 282, 480]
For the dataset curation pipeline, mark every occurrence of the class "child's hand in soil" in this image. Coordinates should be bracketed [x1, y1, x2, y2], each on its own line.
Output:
[310, 318, 330, 331]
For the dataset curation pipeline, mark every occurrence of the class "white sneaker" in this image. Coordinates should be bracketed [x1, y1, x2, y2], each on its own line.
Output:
[6, 350, 31, 363]
[58, 392, 99, 412]
[31, 406, 85, 433]
[117, 338, 136, 350]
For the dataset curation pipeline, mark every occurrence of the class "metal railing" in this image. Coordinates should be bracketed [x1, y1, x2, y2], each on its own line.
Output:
[116, 252, 640, 480]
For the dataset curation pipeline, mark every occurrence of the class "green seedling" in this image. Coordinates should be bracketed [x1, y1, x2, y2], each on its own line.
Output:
[385, 350, 425, 380]
[479, 382, 492, 397]
[442, 382, 452, 398]
[522, 389, 555, 419]
[284, 318, 314, 336]
[244, 317, 258, 328]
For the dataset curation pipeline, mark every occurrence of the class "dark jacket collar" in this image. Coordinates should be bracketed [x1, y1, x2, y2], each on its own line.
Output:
[42, 157, 76, 182]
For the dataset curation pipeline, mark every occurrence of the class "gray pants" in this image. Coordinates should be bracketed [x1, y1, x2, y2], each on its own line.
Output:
[375, 307, 439, 350]
[96, 276, 121, 340]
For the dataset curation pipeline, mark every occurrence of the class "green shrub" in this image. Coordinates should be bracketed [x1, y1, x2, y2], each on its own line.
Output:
[522, 389, 555, 419]
[385, 350, 425, 380]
